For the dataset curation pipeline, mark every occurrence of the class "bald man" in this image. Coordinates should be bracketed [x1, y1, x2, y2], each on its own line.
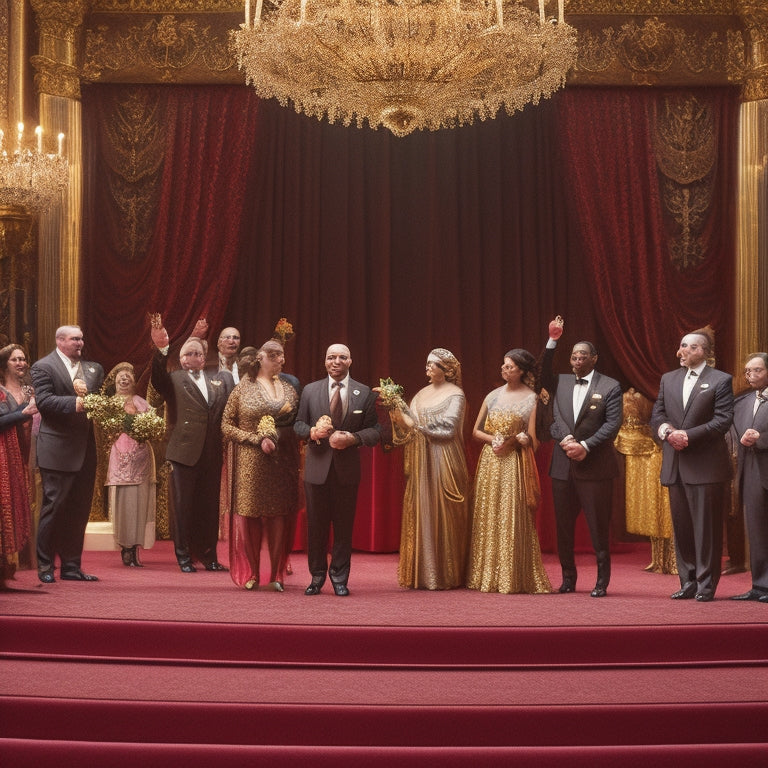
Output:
[294, 344, 380, 596]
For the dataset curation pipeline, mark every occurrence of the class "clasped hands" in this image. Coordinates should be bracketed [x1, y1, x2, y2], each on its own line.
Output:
[741, 428, 760, 447]
[560, 435, 587, 461]
[492, 432, 530, 455]
[310, 416, 357, 449]
[665, 428, 689, 451]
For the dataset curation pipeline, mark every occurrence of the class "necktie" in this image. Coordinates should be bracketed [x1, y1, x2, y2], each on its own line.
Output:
[330, 381, 343, 427]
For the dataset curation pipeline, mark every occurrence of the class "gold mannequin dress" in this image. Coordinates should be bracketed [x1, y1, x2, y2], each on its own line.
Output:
[468, 391, 552, 594]
[615, 388, 676, 574]
[392, 390, 470, 589]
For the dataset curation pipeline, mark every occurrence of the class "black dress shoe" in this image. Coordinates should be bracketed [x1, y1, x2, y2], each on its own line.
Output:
[121, 547, 133, 566]
[730, 590, 761, 601]
[204, 561, 228, 572]
[179, 564, 197, 573]
[332, 583, 350, 596]
[590, 586, 607, 598]
[722, 565, 747, 576]
[60, 570, 99, 582]
[558, 581, 576, 593]
[38, 570, 55, 584]
[695, 592, 714, 602]
[758, 594, 768, 603]
[670, 582, 696, 600]
[304, 582, 323, 595]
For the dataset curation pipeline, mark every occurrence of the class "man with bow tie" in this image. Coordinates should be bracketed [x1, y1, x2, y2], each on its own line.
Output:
[729, 353, 768, 603]
[549, 341, 622, 597]
[150, 315, 234, 573]
[651, 328, 733, 602]
[31, 325, 105, 583]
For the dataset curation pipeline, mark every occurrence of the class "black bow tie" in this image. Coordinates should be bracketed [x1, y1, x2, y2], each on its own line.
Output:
[688, 370, 698, 378]
[575, 378, 588, 386]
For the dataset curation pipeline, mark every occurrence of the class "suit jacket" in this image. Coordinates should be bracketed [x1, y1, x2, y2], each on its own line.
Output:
[732, 389, 768, 492]
[549, 370, 622, 482]
[650, 365, 733, 486]
[294, 377, 381, 485]
[151, 351, 234, 467]
[31, 351, 105, 473]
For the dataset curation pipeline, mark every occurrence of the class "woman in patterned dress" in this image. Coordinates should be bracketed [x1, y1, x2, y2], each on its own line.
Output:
[388, 348, 471, 589]
[467, 348, 552, 594]
[221, 340, 301, 591]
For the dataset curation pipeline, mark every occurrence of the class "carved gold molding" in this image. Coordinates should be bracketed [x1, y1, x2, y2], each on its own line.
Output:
[84, 14, 234, 83]
[568, 1, 738, 12]
[738, 1, 768, 100]
[91, 1, 241, 11]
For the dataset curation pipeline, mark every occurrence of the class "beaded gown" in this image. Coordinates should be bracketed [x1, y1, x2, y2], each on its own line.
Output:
[392, 390, 470, 589]
[467, 391, 552, 594]
[221, 373, 300, 587]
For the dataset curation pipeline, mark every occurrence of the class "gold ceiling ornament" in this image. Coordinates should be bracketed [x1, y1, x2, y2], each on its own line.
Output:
[0, 123, 69, 213]
[230, 0, 578, 137]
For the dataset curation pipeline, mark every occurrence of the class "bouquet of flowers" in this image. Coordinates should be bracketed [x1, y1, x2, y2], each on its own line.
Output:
[255, 414, 279, 443]
[126, 407, 165, 443]
[84, 394, 165, 444]
[377, 377, 406, 410]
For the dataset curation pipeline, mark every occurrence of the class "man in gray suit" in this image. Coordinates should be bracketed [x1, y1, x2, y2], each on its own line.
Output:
[294, 343, 380, 596]
[150, 316, 234, 572]
[651, 329, 733, 602]
[729, 353, 768, 603]
[31, 325, 104, 583]
[549, 341, 623, 597]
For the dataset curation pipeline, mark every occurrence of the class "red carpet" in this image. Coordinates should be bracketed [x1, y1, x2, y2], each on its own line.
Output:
[1, 543, 767, 766]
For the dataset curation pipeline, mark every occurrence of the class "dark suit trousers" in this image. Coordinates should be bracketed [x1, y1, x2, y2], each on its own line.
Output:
[304, 463, 358, 586]
[742, 453, 768, 592]
[551, 476, 612, 585]
[169, 459, 221, 566]
[668, 481, 724, 596]
[37, 440, 97, 574]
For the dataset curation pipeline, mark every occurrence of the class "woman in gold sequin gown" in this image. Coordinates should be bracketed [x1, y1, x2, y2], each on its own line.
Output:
[467, 349, 552, 594]
[389, 348, 470, 589]
[221, 341, 300, 590]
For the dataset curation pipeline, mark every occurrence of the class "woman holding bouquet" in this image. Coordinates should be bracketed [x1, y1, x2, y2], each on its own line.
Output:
[467, 348, 552, 594]
[102, 362, 160, 567]
[386, 349, 470, 590]
[221, 339, 301, 591]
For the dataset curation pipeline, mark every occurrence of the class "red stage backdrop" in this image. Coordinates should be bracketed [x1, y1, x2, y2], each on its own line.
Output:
[79, 85, 737, 552]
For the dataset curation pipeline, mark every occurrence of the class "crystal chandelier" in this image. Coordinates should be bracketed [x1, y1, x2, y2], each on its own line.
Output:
[0, 123, 69, 212]
[231, 0, 577, 137]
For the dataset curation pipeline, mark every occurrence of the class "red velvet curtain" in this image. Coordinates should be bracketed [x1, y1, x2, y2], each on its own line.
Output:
[557, 88, 737, 398]
[79, 85, 737, 552]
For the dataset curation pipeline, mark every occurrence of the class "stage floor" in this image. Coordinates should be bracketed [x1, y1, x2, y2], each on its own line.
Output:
[1, 541, 765, 628]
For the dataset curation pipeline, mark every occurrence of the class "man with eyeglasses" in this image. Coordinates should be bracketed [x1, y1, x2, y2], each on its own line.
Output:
[549, 341, 622, 597]
[150, 315, 234, 573]
[31, 325, 104, 583]
[729, 353, 768, 603]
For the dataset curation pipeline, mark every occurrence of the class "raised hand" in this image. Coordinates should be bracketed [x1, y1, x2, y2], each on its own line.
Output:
[549, 315, 564, 340]
[191, 318, 209, 339]
[149, 312, 169, 349]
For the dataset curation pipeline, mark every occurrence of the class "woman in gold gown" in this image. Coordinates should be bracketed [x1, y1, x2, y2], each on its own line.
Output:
[388, 348, 470, 589]
[467, 348, 552, 594]
[221, 340, 301, 591]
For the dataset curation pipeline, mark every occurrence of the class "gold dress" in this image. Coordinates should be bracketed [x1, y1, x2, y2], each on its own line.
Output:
[467, 392, 552, 594]
[221, 373, 300, 587]
[392, 390, 470, 590]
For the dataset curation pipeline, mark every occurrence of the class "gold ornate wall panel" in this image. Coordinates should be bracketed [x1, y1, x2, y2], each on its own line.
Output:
[80, 2, 752, 89]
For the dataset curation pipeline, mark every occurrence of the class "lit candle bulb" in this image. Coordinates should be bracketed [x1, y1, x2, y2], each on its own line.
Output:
[496, 0, 503, 26]
[17, 122, 23, 153]
[255, 0, 263, 26]
[58, 132, 64, 157]
[245, 0, 250, 27]
[558, 0, 564, 23]
[36, 125, 43, 154]
[300, 0, 307, 23]
[539, 0, 545, 24]
[0, 129, 4, 153]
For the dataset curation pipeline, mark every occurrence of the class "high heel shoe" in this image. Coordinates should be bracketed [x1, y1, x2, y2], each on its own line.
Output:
[272, 581, 284, 592]
[244, 578, 257, 590]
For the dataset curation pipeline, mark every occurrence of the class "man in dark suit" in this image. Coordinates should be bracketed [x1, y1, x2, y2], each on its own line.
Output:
[150, 316, 234, 572]
[294, 343, 381, 596]
[31, 325, 104, 583]
[729, 353, 768, 603]
[549, 341, 622, 597]
[651, 329, 733, 602]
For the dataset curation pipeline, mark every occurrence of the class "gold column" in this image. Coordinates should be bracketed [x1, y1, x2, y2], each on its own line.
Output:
[29, 0, 87, 349]
[736, 3, 768, 373]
